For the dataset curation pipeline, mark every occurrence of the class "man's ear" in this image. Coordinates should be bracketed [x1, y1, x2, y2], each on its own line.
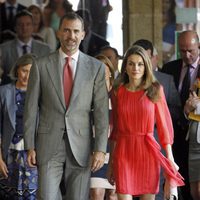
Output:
[81, 31, 85, 40]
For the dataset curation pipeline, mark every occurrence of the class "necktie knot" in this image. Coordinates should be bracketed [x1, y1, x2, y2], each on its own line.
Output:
[65, 56, 72, 65]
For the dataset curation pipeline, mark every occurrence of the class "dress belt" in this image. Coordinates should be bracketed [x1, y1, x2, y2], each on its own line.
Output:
[118, 132, 153, 136]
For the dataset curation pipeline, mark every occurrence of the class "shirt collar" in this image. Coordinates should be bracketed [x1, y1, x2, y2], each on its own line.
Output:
[17, 38, 32, 48]
[59, 48, 79, 62]
[184, 57, 200, 69]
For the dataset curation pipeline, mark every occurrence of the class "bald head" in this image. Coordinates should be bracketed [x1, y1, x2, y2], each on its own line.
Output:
[179, 31, 199, 46]
[178, 30, 200, 65]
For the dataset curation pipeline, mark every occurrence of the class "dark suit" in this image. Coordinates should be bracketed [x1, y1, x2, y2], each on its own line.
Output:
[0, 2, 26, 33]
[162, 59, 193, 200]
[162, 59, 182, 89]
[0, 38, 50, 85]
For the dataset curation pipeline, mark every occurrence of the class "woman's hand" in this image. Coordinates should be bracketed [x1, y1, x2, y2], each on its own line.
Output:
[0, 158, 8, 178]
[164, 179, 178, 200]
[165, 144, 179, 170]
[168, 156, 179, 171]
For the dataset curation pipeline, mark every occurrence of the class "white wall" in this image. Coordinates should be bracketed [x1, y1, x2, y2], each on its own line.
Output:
[107, 0, 123, 55]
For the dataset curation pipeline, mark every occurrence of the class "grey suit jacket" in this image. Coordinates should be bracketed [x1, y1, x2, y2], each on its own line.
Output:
[0, 83, 16, 160]
[0, 38, 50, 83]
[154, 71, 181, 122]
[24, 51, 109, 166]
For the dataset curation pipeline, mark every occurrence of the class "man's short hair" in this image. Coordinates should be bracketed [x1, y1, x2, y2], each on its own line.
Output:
[59, 12, 84, 30]
[132, 39, 154, 56]
[15, 9, 33, 25]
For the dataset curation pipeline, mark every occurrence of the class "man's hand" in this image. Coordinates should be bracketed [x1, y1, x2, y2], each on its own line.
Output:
[91, 151, 105, 172]
[27, 149, 37, 167]
[184, 91, 200, 114]
[0, 158, 8, 178]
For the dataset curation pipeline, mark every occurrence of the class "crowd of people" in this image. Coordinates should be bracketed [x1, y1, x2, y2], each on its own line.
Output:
[0, 1, 200, 200]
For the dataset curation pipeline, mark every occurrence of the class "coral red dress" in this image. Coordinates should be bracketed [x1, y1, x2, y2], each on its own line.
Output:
[110, 85, 184, 196]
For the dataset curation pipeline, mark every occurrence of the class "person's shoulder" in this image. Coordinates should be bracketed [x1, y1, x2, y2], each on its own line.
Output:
[32, 39, 50, 48]
[163, 59, 182, 68]
[154, 70, 173, 80]
[79, 51, 103, 65]
[32, 40, 51, 56]
[0, 39, 16, 47]
[36, 50, 58, 63]
[91, 32, 109, 45]
[0, 83, 14, 93]
[162, 59, 182, 74]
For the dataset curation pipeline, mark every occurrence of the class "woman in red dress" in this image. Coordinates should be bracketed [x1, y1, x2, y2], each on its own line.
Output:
[108, 45, 184, 200]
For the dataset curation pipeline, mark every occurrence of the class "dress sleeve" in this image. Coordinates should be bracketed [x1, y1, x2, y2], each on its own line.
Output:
[109, 88, 118, 141]
[155, 86, 174, 148]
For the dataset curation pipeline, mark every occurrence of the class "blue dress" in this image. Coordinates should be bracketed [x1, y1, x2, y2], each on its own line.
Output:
[0, 88, 38, 200]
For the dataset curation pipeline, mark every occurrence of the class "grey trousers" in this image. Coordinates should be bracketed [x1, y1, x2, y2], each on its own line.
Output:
[37, 135, 91, 200]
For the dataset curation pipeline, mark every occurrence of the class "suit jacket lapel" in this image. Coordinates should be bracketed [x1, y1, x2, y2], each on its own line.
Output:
[32, 40, 37, 53]
[7, 84, 16, 130]
[46, 51, 66, 109]
[12, 39, 19, 59]
[174, 59, 183, 89]
[68, 52, 90, 111]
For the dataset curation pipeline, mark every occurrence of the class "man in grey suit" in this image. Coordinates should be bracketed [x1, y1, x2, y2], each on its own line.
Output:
[23, 12, 109, 200]
[0, 10, 50, 85]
